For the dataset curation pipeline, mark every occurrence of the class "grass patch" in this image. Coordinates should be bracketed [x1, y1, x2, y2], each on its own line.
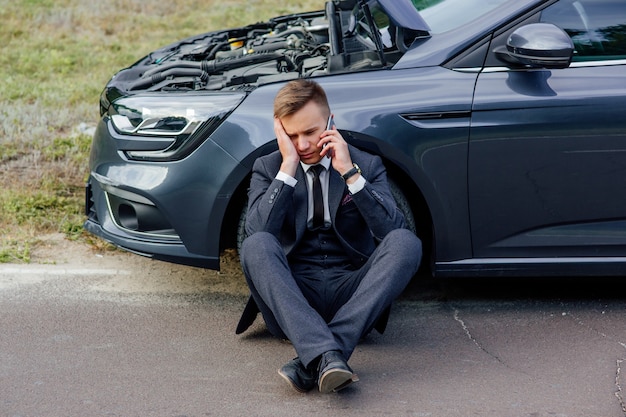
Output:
[0, 242, 31, 264]
[0, 0, 324, 263]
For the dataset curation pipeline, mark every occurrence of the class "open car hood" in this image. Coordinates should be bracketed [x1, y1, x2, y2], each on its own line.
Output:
[378, 0, 431, 32]
[99, 0, 431, 111]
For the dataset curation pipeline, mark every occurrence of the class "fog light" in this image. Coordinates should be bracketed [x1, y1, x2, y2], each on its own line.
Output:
[118, 204, 138, 230]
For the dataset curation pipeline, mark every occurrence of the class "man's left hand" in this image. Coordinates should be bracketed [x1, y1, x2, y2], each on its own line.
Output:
[318, 126, 356, 181]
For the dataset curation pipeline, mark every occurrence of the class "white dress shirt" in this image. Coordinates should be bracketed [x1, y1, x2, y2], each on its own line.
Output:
[275, 156, 365, 227]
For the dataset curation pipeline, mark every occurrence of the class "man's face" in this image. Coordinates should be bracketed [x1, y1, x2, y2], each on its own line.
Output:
[280, 100, 329, 165]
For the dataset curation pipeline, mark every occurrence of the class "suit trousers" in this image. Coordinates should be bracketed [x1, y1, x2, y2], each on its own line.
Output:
[240, 228, 422, 368]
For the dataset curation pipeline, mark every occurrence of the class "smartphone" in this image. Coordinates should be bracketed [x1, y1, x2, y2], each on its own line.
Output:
[326, 114, 335, 131]
[323, 114, 335, 157]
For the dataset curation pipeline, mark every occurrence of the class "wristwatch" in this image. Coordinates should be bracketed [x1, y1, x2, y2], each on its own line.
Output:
[341, 163, 361, 181]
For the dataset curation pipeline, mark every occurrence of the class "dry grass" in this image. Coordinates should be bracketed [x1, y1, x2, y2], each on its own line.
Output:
[0, 0, 324, 262]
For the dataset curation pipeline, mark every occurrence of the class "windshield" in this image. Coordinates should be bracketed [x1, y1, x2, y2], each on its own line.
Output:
[352, 0, 512, 51]
[352, 2, 398, 49]
[348, 0, 513, 58]
[413, 0, 511, 34]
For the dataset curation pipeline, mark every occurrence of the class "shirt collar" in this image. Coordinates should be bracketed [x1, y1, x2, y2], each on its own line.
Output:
[301, 155, 331, 173]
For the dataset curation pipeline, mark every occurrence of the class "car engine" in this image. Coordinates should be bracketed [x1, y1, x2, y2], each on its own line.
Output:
[101, 0, 399, 110]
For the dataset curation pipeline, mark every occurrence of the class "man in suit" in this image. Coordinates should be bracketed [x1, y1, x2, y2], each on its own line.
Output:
[237, 79, 422, 393]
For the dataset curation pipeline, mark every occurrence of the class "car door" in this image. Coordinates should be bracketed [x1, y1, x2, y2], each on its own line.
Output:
[468, 0, 626, 261]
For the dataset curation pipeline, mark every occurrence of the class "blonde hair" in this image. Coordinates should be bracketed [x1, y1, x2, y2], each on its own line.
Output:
[273, 79, 330, 119]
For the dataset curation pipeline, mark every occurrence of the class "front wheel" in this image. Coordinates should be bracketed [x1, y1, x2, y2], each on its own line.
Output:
[388, 177, 416, 236]
[236, 203, 248, 256]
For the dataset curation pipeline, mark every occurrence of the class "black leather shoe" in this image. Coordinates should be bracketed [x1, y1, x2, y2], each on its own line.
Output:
[317, 351, 358, 393]
[278, 357, 316, 393]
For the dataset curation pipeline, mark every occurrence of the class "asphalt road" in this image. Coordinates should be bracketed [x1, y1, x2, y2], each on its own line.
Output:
[1, 261, 626, 417]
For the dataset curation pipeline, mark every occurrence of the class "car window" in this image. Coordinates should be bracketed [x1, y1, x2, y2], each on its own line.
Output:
[540, 0, 626, 61]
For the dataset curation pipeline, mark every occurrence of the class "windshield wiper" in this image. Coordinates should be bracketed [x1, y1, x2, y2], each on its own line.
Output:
[358, 0, 387, 67]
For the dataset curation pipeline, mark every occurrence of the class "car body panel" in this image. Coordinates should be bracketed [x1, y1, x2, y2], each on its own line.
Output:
[312, 68, 476, 261]
[469, 63, 626, 257]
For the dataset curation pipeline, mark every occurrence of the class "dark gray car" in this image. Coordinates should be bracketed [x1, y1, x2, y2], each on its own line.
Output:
[84, 0, 626, 277]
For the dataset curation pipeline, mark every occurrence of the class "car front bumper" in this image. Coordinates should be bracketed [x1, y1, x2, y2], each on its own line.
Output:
[84, 117, 252, 270]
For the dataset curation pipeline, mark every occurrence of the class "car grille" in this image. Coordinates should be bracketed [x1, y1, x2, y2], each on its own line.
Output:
[85, 182, 97, 222]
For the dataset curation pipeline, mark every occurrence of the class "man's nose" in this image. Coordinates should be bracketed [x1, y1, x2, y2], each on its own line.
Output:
[296, 137, 309, 150]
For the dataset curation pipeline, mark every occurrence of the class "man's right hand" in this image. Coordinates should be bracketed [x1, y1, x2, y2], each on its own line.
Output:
[275, 117, 299, 177]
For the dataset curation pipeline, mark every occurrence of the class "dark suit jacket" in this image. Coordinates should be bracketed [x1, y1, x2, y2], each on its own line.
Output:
[244, 145, 405, 266]
[236, 145, 405, 334]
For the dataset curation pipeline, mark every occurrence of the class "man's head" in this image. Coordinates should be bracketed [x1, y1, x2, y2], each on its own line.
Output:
[274, 80, 331, 165]
[274, 79, 330, 119]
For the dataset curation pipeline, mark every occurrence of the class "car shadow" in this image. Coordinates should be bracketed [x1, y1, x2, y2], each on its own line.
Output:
[401, 274, 626, 302]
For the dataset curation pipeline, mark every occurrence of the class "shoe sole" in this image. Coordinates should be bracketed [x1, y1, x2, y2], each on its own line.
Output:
[277, 369, 309, 393]
[318, 368, 354, 393]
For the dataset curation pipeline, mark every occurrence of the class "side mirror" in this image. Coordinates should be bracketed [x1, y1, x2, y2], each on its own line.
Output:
[497, 23, 574, 69]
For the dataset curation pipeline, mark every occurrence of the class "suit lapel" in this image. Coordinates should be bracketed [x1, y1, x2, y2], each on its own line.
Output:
[328, 169, 345, 223]
[294, 166, 309, 236]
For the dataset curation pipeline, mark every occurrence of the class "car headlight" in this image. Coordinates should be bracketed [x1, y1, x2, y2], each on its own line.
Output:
[108, 92, 245, 161]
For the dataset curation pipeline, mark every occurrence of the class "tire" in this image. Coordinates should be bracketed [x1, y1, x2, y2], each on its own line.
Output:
[388, 177, 416, 235]
[236, 203, 248, 256]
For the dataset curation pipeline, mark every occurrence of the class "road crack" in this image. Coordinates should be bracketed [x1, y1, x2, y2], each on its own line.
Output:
[562, 311, 626, 416]
[453, 308, 509, 368]
[617, 359, 626, 415]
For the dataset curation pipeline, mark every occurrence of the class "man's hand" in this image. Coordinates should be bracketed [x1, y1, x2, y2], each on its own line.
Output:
[318, 124, 356, 182]
[274, 117, 299, 177]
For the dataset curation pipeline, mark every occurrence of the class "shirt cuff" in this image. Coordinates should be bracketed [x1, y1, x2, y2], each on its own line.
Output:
[347, 175, 366, 194]
[276, 171, 297, 188]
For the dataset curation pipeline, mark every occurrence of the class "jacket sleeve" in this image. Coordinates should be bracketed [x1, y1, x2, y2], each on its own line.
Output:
[244, 155, 295, 238]
[349, 151, 406, 241]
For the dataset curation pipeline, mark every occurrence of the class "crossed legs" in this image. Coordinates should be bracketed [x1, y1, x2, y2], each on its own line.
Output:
[240, 229, 422, 369]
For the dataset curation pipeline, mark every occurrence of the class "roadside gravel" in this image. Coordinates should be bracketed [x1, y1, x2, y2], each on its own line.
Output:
[13, 233, 249, 297]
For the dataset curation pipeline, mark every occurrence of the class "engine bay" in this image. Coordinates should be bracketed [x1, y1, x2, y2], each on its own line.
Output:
[102, 0, 415, 102]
